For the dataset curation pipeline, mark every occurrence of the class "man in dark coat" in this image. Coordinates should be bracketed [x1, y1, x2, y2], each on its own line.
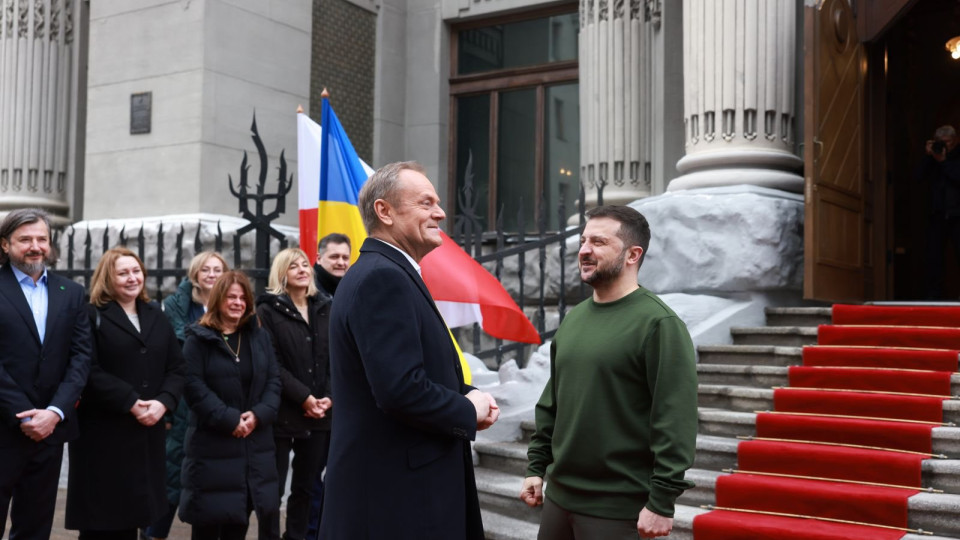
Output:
[0, 208, 92, 540]
[319, 161, 500, 540]
[920, 125, 960, 299]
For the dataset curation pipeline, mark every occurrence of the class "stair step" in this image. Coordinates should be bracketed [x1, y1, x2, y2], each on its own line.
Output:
[475, 440, 529, 476]
[696, 409, 960, 456]
[731, 326, 819, 347]
[697, 344, 803, 366]
[697, 364, 789, 387]
[673, 473, 960, 538]
[697, 365, 960, 395]
[480, 508, 540, 540]
[475, 467, 540, 525]
[765, 306, 833, 327]
[698, 384, 773, 412]
[698, 384, 960, 424]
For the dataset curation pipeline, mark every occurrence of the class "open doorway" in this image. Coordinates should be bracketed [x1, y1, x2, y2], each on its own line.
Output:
[880, 0, 960, 300]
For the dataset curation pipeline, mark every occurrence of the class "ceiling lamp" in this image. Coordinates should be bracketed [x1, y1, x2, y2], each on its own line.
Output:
[947, 36, 960, 60]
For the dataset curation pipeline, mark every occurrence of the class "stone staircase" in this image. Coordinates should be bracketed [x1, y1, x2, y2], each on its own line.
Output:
[472, 306, 960, 540]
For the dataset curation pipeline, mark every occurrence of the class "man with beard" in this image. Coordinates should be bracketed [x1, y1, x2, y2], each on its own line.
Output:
[520, 205, 697, 540]
[0, 208, 91, 540]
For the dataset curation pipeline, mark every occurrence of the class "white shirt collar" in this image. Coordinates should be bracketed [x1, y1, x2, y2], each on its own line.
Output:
[373, 238, 421, 276]
[10, 264, 47, 286]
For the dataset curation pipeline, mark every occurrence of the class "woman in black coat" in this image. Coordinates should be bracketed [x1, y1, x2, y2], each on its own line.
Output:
[65, 248, 186, 539]
[256, 248, 333, 540]
[179, 271, 281, 540]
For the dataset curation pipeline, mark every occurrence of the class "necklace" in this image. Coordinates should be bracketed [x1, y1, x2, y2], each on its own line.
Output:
[223, 331, 241, 363]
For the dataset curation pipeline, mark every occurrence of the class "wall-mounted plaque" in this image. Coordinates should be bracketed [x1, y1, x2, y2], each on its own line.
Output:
[130, 92, 152, 135]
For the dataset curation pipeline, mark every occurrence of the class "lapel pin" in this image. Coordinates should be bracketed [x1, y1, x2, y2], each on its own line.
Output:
[59, 285, 65, 290]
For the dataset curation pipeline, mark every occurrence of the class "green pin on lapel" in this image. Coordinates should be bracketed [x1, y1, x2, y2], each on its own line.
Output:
[60, 285, 65, 290]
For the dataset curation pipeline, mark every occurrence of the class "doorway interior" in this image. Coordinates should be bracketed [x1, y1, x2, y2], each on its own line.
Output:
[877, 0, 960, 300]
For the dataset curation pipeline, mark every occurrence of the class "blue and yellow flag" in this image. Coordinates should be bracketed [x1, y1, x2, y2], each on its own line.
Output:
[319, 96, 368, 263]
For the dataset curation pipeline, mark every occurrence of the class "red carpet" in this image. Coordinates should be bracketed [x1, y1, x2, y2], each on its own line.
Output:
[755, 413, 935, 454]
[714, 474, 914, 528]
[787, 366, 953, 396]
[833, 304, 960, 327]
[803, 346, 959, 371]
[737, 439, 924, 487]
[693, 305, 959, 539]
[693, 510, 907, 540]
[818, 324, 960, 349]
[773, 388, 945, 423]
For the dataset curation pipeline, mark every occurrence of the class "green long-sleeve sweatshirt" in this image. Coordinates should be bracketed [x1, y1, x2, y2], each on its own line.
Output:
[526, 287, 698, 519]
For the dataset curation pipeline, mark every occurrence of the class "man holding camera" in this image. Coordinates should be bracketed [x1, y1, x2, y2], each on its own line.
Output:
[920, 125, 960, 299]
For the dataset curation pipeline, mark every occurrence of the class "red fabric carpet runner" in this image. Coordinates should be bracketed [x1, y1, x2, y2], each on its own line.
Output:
[693, 305, 959, 539]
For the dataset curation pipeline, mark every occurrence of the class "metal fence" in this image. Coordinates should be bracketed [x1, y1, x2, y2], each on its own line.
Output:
[50, 114, 604, 369]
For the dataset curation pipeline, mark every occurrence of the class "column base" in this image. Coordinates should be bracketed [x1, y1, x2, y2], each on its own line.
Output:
[668, 168, 804, 193]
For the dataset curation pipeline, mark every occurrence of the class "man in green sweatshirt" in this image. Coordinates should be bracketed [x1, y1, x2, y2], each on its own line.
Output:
[520, 205, 698, 539]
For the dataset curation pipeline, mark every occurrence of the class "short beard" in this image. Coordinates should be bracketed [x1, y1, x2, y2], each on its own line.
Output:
[9, 251, 54, 277]
[581, 249, 627, 286]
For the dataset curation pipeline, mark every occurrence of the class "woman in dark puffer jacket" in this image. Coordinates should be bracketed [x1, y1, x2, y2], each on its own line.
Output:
[179, 271, 281, 540]
[255, 247, 333, 540]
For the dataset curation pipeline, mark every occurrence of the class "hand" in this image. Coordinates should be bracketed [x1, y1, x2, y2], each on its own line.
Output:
[130, 400, 167, 426]
[315, 397, 332, 418]
[465, 390, 494, 428]
[234, 410, 258, 438]
[16, 409, 60, 442]
[477, 394, 499, 430]
[519, 476, 543, 507]
[637, 507, 673, 538]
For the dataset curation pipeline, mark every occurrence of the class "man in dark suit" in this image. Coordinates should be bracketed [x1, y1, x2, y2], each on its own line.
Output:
[0, 208, 92, 539]
[319, 161, 499, 540]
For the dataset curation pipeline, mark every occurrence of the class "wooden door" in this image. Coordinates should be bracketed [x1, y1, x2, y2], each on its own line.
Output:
[803, 0, 867, 302]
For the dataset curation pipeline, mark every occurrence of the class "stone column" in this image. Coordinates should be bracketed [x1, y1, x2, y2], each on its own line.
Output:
[0, 0, 78, 220]
[669, 0, 803, 192]
[579, 0, 664, 205]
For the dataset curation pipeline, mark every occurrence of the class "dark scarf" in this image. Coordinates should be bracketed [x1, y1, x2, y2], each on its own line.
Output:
[314, 263, 343, 295]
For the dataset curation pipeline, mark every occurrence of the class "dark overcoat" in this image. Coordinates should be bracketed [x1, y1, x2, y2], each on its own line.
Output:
[178, 320, 281, 526]
[65, 300, 185, 530]
[255, 292, 332, 437]
[319, 239, 483, 540]
[0, 263, 91, 445]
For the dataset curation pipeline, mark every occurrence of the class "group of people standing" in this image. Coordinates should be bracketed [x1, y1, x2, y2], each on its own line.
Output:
[0, 205, 353, 540]
[0, 159, 697, 540]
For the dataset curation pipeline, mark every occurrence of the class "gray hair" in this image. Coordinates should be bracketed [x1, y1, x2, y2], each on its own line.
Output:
[358, 161, 426, 233]
[935, 125, 957, 139]
[0, 208, 55, 266]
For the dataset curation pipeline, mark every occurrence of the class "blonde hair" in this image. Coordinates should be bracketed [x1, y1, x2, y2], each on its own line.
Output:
[267, 248, 318, 297]
[198, 271, 256, 332]
[89, 248, 150, 307]
[187, 251, 229, 305]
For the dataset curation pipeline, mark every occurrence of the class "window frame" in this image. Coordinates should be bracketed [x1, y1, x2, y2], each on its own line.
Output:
[448, 6, 579, 233]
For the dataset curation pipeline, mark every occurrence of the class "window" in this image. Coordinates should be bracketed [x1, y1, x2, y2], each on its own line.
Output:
[450, 9, 579, 233]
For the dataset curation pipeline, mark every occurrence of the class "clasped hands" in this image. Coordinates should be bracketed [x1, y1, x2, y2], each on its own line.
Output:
[130, 399, 167, 426]
[302, 395, 332, 419]
[465, 389, 499, 430]
[232, 411, 259, 438]
[15, 409, 60, 441]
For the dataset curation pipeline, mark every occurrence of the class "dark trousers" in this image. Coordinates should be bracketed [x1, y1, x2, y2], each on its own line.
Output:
[537, 497, 638, 540]
[0, 439, 63, 540]
[190, 523, 248, 540]
[143, 500, 178, 538]
[78, 529, 137, 540]
[303, 431, 331, 540]
[924, 216, 960, 299]
[261, 431, 330, 540]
